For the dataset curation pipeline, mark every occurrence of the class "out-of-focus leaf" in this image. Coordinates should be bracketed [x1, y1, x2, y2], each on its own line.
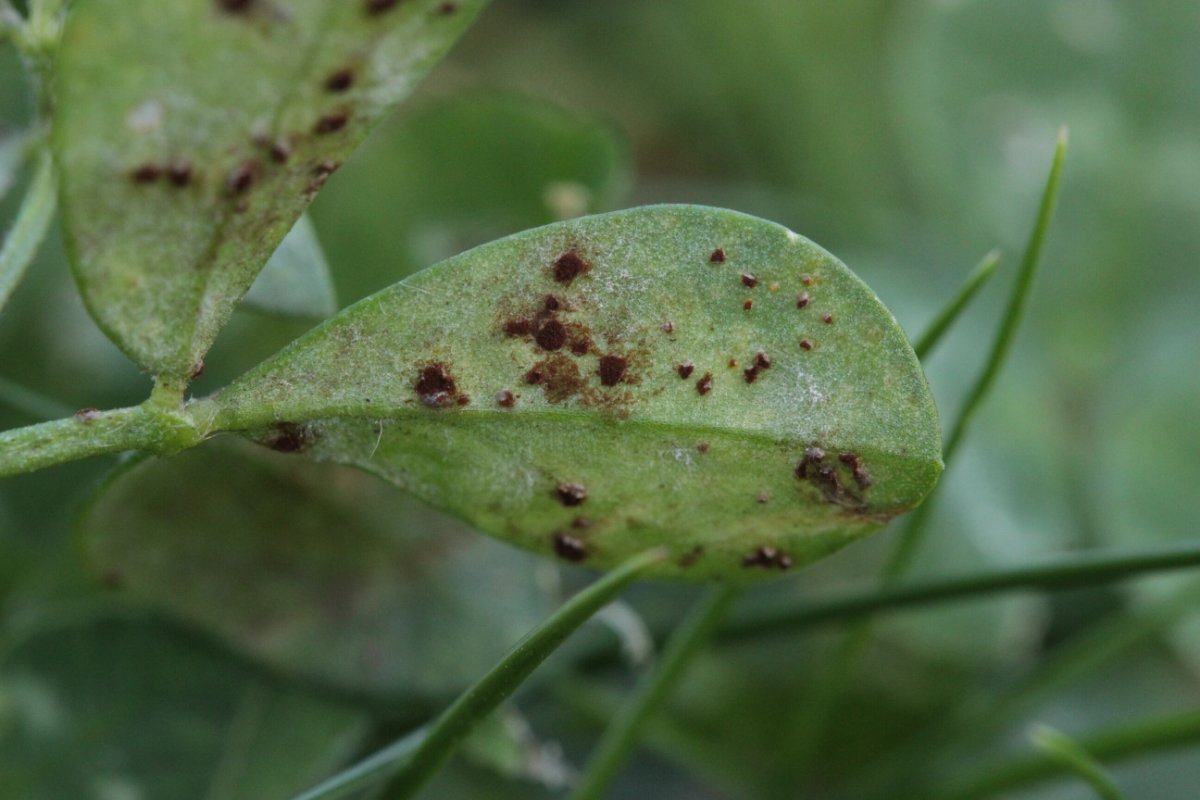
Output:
[242, 214, 337, 319]
[53, 0, 487, 381]
[0, 151, 55, 312]
[204, 205, 942, 581]
[0, 130, 27, 203]
[0, 617, 367, 800]
[312, 93, 628, 303]
[461, 706, 572, 789]
[78, 437, 553, 697]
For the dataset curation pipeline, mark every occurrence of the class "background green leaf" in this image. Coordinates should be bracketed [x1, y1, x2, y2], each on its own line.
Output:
[53, 0, 487, 381]
[78, 437, 554, 698]
[206, 205, 942, 580]
[242, 214, 337, 320]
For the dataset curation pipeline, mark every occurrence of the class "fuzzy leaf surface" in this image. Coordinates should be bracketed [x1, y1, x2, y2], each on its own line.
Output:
[208, 205, 943, 581]
[53, 0, 486, 380]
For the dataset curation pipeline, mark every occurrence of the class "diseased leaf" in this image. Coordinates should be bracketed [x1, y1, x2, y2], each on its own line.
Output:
[78, 437, 554, 697]
[0, 617, 367, 800]
[204, 205, 943, 581]
[53, 0, 487, 381]
[242, 214, 337, 319]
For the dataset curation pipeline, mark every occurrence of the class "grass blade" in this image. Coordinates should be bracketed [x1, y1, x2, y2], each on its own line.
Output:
[1030, 724, 1128, 800]
[0, 151, 56, 313]
[0, 374, 73, 421]
[913, 249, 1002, 360]
[290, 547, 668, 800]
[570, 584, 742, 800]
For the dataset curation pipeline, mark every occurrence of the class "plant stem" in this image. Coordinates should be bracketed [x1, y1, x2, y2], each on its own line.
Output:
[928, 709, 1200, 800]
[290, 548, 668, 800]
[913, 249, 1002, 360]
[720, 541, 1200, 639]
[570, 583, 741, 800]
[0, 150, 56, 312]
[1030, 724, 1128, 800]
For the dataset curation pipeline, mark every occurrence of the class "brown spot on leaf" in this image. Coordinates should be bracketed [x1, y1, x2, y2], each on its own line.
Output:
[677, 361, 695, 379]
[743, 299, 753, 310]
[756, 492, 770, 504]
[696, 372, 714, 395]
[74, 407, 101, 423]
[269, 138, 292, 163]
[710, 247, 726, 263]
[264, 423, 312, 453]
[796, 292, 810, 309]
[437, 0, 458, 13]
[796, 446, 868, 509]
[365, 0, 399, 14]
[696, 441, 710, 453]
[504, 319, 534, 338]
[823, 313, 834, 324]
[552, 532, 588, 562]
[414, 363, 460, 409]
[754, 352, 772, 370]
[839, 452, 873, 490]
[314, 112, 349, 134]
[167, 160, 192, 187]
[742, 546, 792, 570]
[741, 273, 758, 288]
[528, 354, 584, 402]
[743, 366, 760, 383]
[217, 0, 254, 12]
[543, 295, 562, 311]
[553, 251, 589, 284]
[189, 360, 206, 380]
[800, 338, 813, 351]
[227, 160, 259, 195]
[495, 390, 516, 408]
[535, 319, 568, 351]
[525, 367, 545, 385]
[571, 516, 592, 529]
[130, 163, 161, 184]
[678, 545, 704, 568]
[801, 274, 815, 286]
[662, 320, 674, 334]
[325, 68, 355, 93]
[599, 354, 628, 386]
[555, 482, 588, 506]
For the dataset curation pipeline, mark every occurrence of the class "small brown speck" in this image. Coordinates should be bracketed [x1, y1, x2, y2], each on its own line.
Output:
[218, 0, 254, 11]
[535, 319, 568, 351]
[495, 390, 516, 408]
[741, 273, 758, 288]
[710, 247, 726, 263]
[801, 274, 815, 286]
[456, 394, 471, 406]
[265, 422, 311, 453]
[697, 441, 710, 453]
[415, 364, 457, 408]
[742, 545, 792, 570]
[679, 546, 704, 568]
[130, 163, 161, 183]
[365, 0, 399, 15]
[74, 407, 101, 423]
[556, 482, 587, 506]
[728, 358, 739, 368]
[553, 251, 588, 284]
[822, 313, 834, 324]
[167, 160, 192, 187]
[570, 339, 591, 356]
[743, 299, 753, 310]
[800, 339, 813, 351]
[743, 367, 760, 383]
[552, 531, 588, 562]
[189, 360, 206, 380]
[269, 138, 292, 163]
[504, 319, 533, 337]
[677, 361, 695, 379]
[315, 112, 349, 134]
[571, 516, 592, 530]
[696, 372, 714, 395]
[525, 367, 545, 385]
[325, 68, 355, 93]
[598, 354, 627, 386]
[544, 295, 561, 311]
[227, 160, 258, 194]
[756, 492, 770, 504]
[753, 352, 772, 370]
[437, 0, 458, 13]
[796, 292, 810, 309]
[662, 320, 674, 334]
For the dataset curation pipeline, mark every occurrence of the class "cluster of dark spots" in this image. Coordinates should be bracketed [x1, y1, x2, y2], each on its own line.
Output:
[305, 160, 340, 195]
[130, 160, 191, 188]
[365, 0, 399, 15]
[741, 273, 759, 288]
[552, 531, 588, 562]
[796, 292, 810, 309]
[696, 372, 714, 395]
[598, 354, 628, 386]
[535, 318, 568, 351]
[677, 361, 695, 379]
[662, 320, 674, 334]
[553, 250, 589, 284]
[795, 446, 869, 508]
[263, 422, 312, 453]
[801, 274, 815, 286]
[743, 546, 792, 570]
[570, 338, 591, 356]
[555, 482, 587, 506]
[414, 363, 464, 408]
[189, 360, 206, 380]
[495, 389, 516, 408]
[504, 318, 533, 337]
[130, 163, 161, 183]
[696, 441, 710, 453]
[325, 68, 355, 93]
[678, 545, 704, 568]
[227, 160, 259, 195]
[525, 354, 584, 402]
[743, 299, 753, 310]
[710, 247, 726, 263]
[314, 112, 349, 135]
[74, 407, 101, 423]
[743, 351, 772, 383]
[822, 313, 834, 324]
[800, 338, 813, 351]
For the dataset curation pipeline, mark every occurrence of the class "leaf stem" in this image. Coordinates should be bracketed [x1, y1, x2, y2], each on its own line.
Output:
[289, 548, 668, 800]
[913, 249, 1002, 360]
[0, 150, 56, 312]
[1030, 724, 1128, 800]
[570, 584, 742, 800]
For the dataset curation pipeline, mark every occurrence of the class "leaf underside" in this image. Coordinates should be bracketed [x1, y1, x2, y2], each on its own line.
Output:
[53, 0, 486, 380]
[208, 205, 943, 581]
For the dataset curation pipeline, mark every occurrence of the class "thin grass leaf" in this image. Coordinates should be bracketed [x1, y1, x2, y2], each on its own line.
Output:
[912, 249, 1001, 360]
[0, 374, 74, 421]
[1030, 724, 1128, 800]
[290, 547, 668, 800]
[0, 151, 56, 313]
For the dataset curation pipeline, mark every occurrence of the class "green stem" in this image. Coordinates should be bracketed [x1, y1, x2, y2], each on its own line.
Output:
[913, 249, 1002, 360]
[290, 548, 669, 800]
[570, 584, 742, 800]
[0, 150, 56, 312]
[929, 709, 1200, 800]
[720, 541, 1200, 639]
[1030, 724, 1128, 800]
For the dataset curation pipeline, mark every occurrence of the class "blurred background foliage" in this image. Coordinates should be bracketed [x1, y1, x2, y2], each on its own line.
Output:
[2, 0, 1199, 798]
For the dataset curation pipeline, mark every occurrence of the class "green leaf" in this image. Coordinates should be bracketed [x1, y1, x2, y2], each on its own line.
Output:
[0, 617, 367, 800]
[242, 214, 337, 319]
[204, 205, 943, 581]
[53, 0, 487, 381]
[0, 151, 56, 312]
[77, 436, 554, 697]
